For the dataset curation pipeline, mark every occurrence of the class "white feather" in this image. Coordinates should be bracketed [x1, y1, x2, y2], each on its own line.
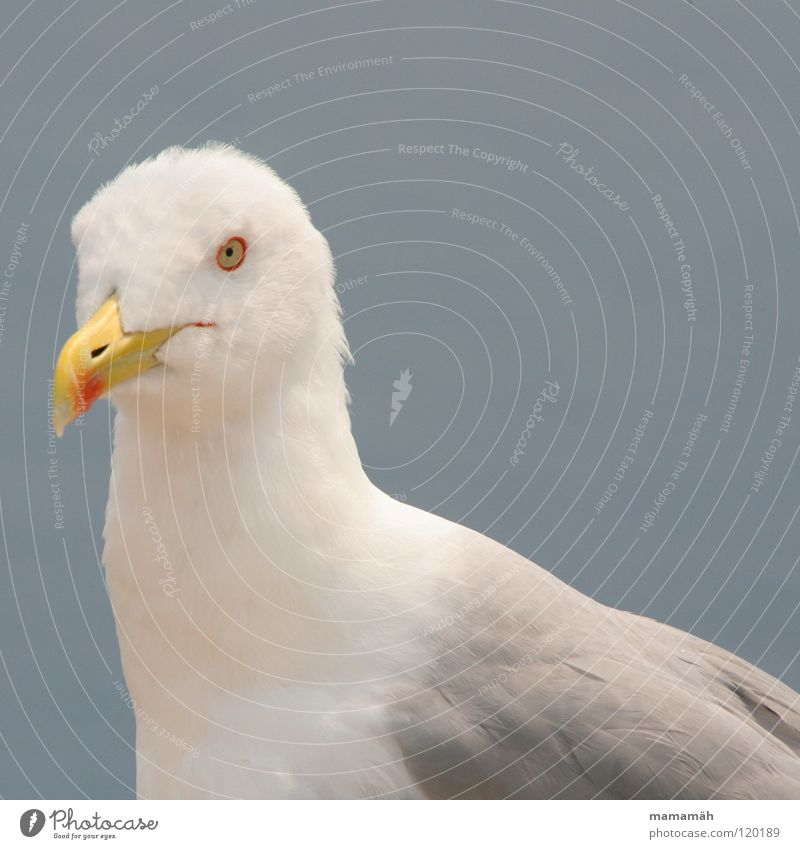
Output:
[71, 145, 800, 799]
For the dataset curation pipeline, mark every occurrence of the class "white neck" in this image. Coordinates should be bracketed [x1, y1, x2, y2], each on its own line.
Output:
[104, 324, 404, 700]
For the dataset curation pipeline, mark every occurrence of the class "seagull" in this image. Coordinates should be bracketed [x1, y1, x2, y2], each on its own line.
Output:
[53, 145, 800, 799]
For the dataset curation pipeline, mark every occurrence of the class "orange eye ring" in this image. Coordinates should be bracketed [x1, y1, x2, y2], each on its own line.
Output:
[216, 236, 247, 271]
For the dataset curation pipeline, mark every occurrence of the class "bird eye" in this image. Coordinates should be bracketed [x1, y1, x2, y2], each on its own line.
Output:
[216, 236, 246, 271]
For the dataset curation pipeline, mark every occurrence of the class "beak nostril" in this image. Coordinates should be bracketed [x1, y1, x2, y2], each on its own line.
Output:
[91, 344, 109, 359]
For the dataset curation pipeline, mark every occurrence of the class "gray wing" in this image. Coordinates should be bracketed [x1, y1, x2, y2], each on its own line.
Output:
[393, 558, 800, 799]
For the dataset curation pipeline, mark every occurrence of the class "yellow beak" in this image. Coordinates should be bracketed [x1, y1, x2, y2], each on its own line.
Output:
[52, 293, 184, 437]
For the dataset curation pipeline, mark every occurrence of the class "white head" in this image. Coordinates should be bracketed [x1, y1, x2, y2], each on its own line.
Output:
[54, 144, 348, 436]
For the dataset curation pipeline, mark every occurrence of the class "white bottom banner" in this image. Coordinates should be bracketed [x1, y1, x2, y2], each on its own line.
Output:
[2, 800, 797, 848]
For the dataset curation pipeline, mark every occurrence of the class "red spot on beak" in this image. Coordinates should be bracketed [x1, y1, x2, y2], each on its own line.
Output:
[76, 373, 107, 418]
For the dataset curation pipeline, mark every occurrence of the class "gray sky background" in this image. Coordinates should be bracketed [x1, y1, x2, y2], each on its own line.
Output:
[1, 0, 800, 798]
